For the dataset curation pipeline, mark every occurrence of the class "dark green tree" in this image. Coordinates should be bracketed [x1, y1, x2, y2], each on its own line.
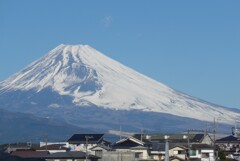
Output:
[218, 150, 226, 161]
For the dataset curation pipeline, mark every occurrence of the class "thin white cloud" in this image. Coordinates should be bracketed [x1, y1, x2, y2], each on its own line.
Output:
[103, 16, 113, 27]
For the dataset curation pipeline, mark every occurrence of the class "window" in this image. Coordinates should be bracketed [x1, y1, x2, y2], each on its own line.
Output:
[178, 150, 185, 154]
[189, 150, 197, 156]
[202, 153, 210, 158]
[135, 152, 143, 158]
[174, 150, 185, 155]
[95, 150, 102, 157]
[173, 150, 178, 155]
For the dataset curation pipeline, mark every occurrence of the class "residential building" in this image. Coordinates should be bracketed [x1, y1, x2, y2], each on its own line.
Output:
[67, 134, 104, 153]
[132, 133, 213, 160]
[215, 134, 240, 160]
[35, 144, 69, 154]
[45, 151, 99, 161]
[133, 133, 213, 145]
[216, 135, 240, 151]
[89, 143, 112, 161]
[112, 136, 151, 160]
[188, 144, 215, 161]
[169, 145, 187, 160]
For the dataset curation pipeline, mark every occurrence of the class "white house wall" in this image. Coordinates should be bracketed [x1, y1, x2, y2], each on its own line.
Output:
[201, 135, 213, 145]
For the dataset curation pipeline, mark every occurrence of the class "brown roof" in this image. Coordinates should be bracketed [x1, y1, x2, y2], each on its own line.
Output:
[11, 150, 49, 158]
[36, 144, 68, 150]
[45, 151, 99, 159]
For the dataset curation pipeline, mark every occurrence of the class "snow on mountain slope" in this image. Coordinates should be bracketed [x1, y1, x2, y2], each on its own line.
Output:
[0, 44, 239, 124]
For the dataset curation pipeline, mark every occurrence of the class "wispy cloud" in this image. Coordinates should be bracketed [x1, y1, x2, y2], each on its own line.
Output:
[103, 16, 113, 27]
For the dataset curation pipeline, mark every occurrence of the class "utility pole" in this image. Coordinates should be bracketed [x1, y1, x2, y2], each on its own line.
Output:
[213, 117, 221, 146]
[183, 134, 189, 160]
[164, 135, 170, 161]
[205, 123, 210, 135]
[213, 117, 221, 161]
[45, 136, 48, 151]
[187, 130, 190, 149]
[120, 126, 122, 140]
[187, 130, 190, 160]
[213, 117, 216, 147]
[85, 136, 93, 161]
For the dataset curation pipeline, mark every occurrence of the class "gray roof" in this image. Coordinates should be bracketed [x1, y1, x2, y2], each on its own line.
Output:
[0, 152, 26, 161]
[11, 151, 49, 158]
[133, 133, 206, 143]
[45, 151, 99, 159]
[112, 139, 142, 149]
[216, 135, 240, 143]
[68, 134, 104, 144]
[151, 143, 212, 151]
[190, 144, 214, 150]
[151, 142, 188, 151]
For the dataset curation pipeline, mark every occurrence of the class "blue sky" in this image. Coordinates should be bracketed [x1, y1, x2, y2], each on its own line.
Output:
[0, 0, 240, 109]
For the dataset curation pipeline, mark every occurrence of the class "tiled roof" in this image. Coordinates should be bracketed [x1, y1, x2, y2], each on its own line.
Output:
[1, 152, 46, 161]
[152, 143, 213, 151]
[190, 144, 214, 150]
[100, 139, 112, 146]
[45, 151, 99, 159]
[192, 134, 205, 142]
[11, 150, 49, 158]
[112, 139, 142, 149]
[68, 134, 104, 144]
[151, 142, 188, 151]
[216, 135, 240, 143]
[0, 152, 25, 161]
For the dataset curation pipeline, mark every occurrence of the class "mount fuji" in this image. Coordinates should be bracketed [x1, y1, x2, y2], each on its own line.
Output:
[0, 44, 239, 134]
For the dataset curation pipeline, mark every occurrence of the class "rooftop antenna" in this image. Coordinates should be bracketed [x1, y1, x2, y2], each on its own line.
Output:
[205, 122, 210, 135]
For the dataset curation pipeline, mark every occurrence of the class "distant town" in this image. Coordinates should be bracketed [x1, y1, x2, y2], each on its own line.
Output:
[0, 127, 239, 161]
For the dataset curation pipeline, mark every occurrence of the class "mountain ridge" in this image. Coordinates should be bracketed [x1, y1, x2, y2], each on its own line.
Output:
[0, 108, 93, 144]
[0, 44, 239, 126]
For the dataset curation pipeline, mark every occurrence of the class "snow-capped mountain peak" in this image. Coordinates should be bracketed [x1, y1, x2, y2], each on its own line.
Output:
[0, 44, 239, 125]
